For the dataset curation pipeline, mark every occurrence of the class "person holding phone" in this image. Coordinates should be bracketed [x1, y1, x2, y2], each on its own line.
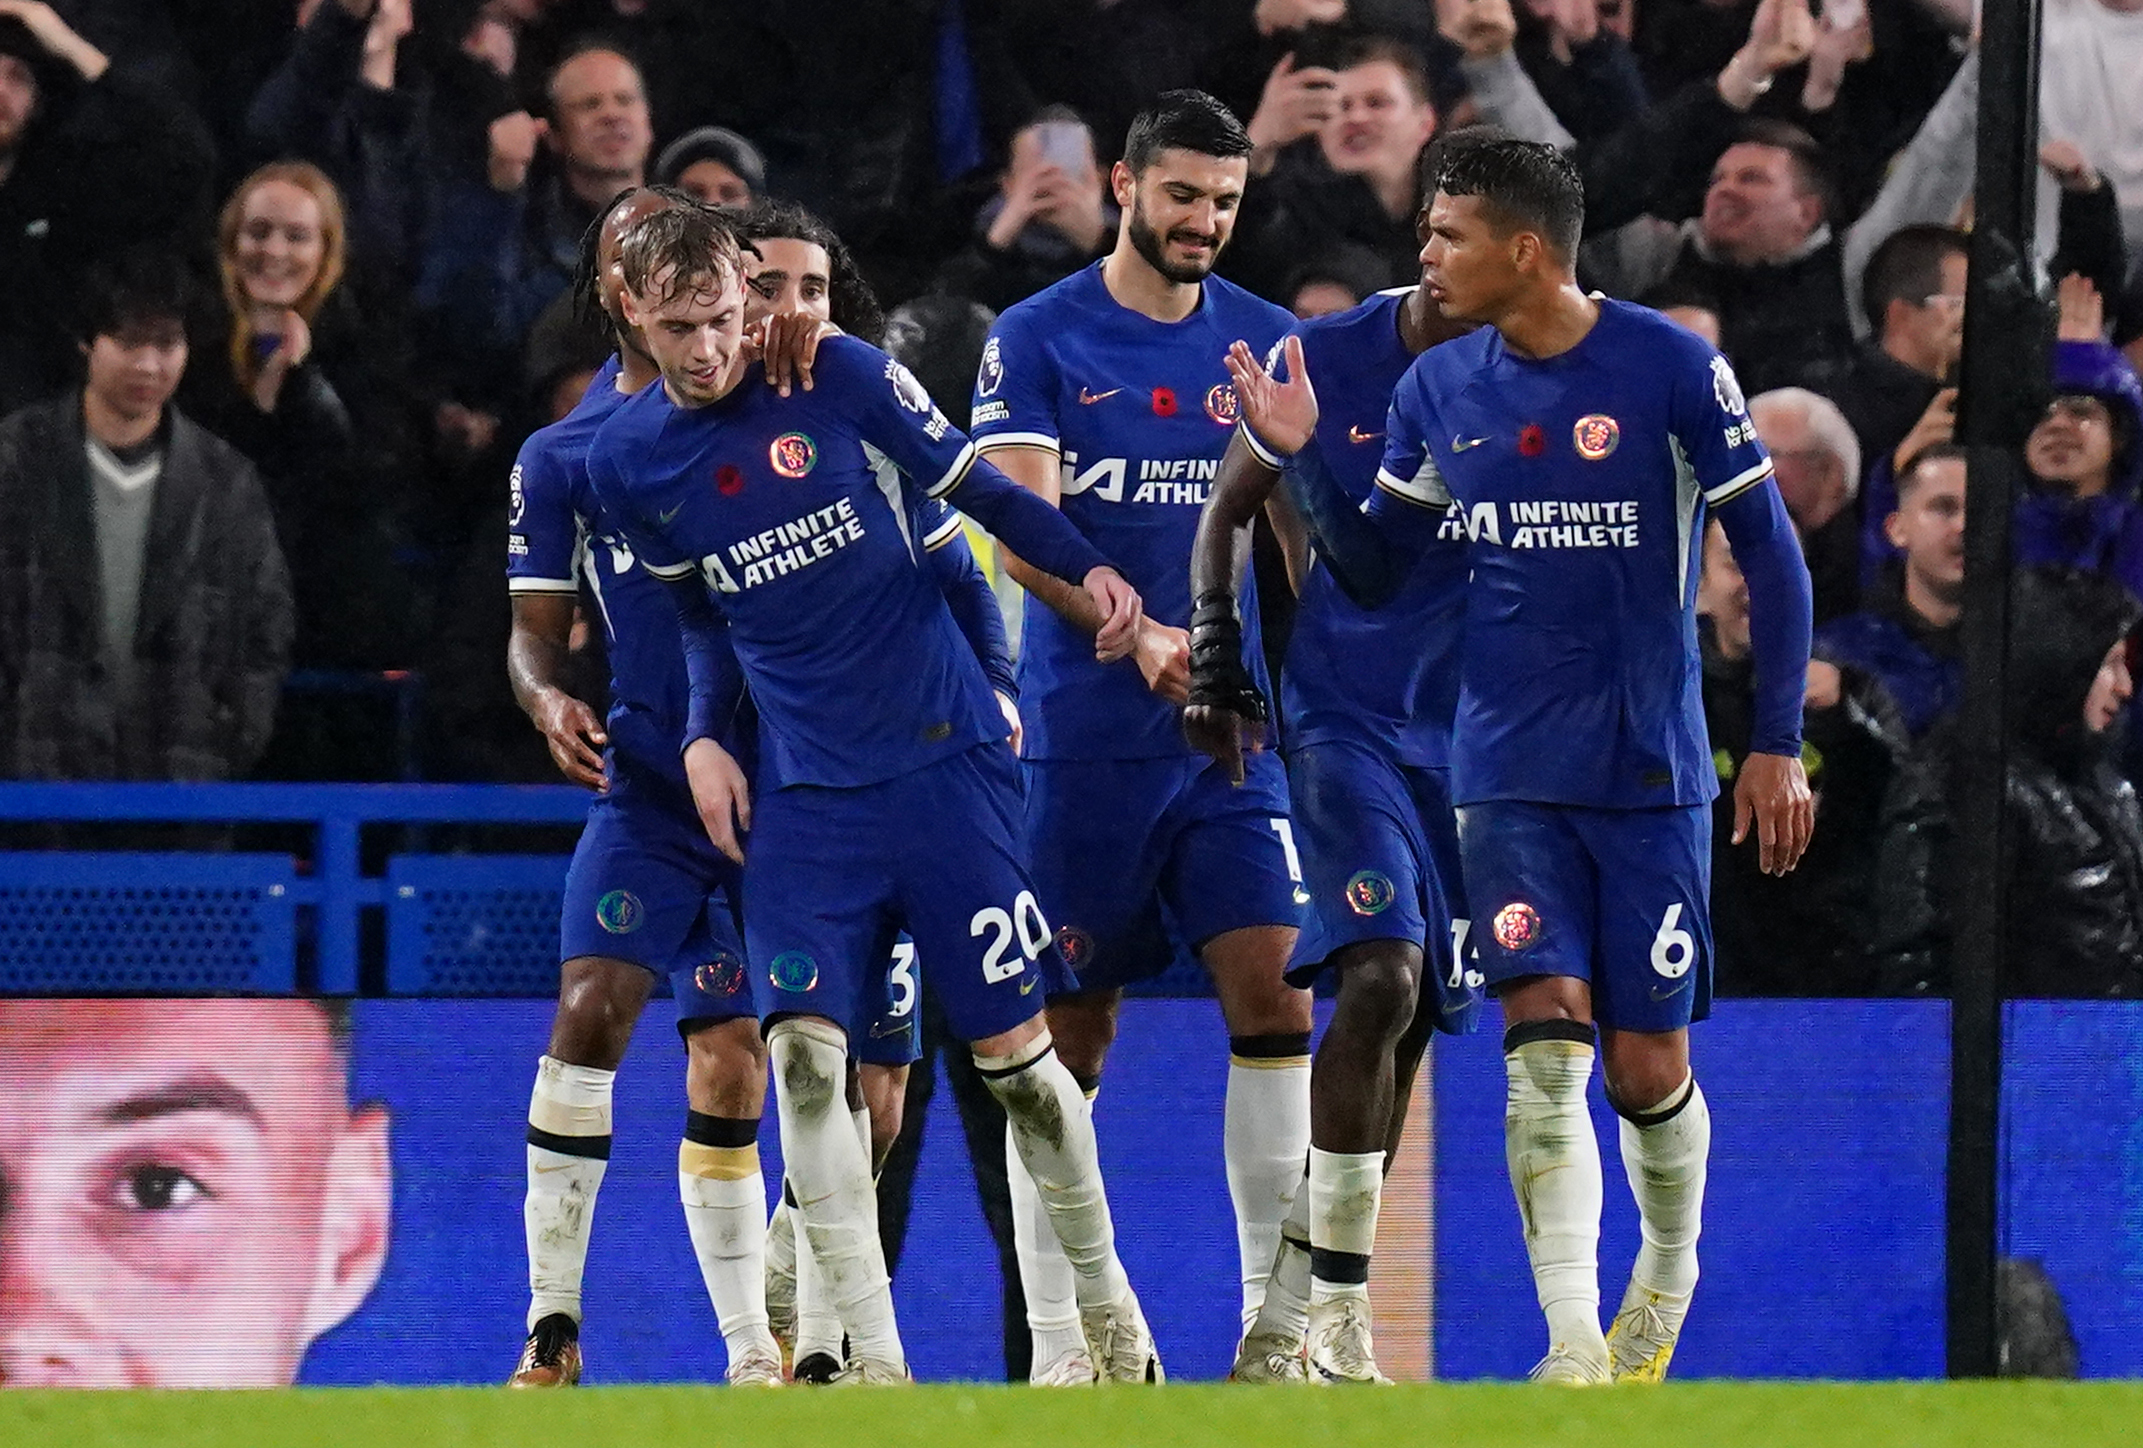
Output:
[186, 161, 418, 704]
[938, 108, 1116, 314]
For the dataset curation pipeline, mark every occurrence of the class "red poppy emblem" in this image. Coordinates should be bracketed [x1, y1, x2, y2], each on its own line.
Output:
[1151, 387, 1177, 417]
[716, 464, 745, 496]
[1518, 424, 1546, 457]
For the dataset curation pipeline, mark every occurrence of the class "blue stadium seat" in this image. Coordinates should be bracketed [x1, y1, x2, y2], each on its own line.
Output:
[0, 852, 300, 993]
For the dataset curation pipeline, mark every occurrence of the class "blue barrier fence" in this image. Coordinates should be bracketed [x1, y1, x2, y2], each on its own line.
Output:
[0, 782, 590, 994]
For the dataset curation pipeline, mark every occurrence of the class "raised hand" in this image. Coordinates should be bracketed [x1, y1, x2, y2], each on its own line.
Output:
[1223, 336, 1319, 457]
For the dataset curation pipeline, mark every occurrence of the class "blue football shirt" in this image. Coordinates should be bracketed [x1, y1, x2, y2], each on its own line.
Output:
[1246, 290, 1468, 770]
[971, 262, 1294, 760]
[1369, 298, 1776, 810]
[589, 336, 1105, 791]
[506, 357, 746, 788]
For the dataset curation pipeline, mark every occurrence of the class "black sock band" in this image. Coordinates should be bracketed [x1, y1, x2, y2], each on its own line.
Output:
[1230, 1031, 1313, 1060]
[782, 1178, 798, 1208]
[1503, 1018, 1596, 1054]
[1070, 1066, 1102, 1096]
[976, 1041, 1055, 1081]
[527, 1125, 612, 1160]
[683, 1111, 758, 1148]
[1310, 1247, 1371, 1287]
[1613, 1075, 1696, 1127]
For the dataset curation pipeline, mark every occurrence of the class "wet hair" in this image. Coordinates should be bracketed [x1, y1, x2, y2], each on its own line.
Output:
[736, 200, 886, 346]
[570, 183, 707, 335]
[617, 203, 750, 314]
[1863, 225, 1968, 337]
[1895, 441, 1968, 499]
[1123, 89, 1252, 174]
[1433, 134, 1584, 257]
[77, 247, 201, 345]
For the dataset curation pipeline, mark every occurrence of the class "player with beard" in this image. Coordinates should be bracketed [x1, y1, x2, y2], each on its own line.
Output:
[969, 90, 1308, 1383]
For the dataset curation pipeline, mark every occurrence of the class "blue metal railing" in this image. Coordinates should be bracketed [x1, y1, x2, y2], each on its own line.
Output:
[0, 783, 590, 992]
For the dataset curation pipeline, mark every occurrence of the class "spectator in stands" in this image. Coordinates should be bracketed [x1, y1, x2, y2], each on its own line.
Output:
[1283, 241, 1393, 319]
[185, 162, 416, 682]
[0, 998, 391, 1387]
[1829, 224, 1964, 481]
[1697, 519, 1922, 996]
[244, 0, 433, 281]
[938, 107, 1114, 315]
[1641, 277, 1723, 347]
[1919, 568, 2143, 998]
[1749, 386, 1862, 623]
[652, 124, 765, 210]
[1652, 118, 1852, 393]
[1509, 0, 1649, 144]
[1816, 444, 1964, 740]
[2042, 0, 2143, 302]
[1230, 34, 1441, 297]
[416, 40, 651, 411]
[0, 4, 215, 415]
[2015, 282, 2143, 604]
[0, 250, 292, 784]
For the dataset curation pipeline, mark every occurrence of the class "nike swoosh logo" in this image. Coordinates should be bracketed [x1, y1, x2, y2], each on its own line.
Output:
[656, 502, 685, 526]
[870, 1017, 908, 1038]
[1451, 436, 1489, 452]
[1650, 978, 1691, 1002]
[1020, 975, 1039, 995]
[1079, 387, 1123, 405]
[1348, 425, 1383, 444]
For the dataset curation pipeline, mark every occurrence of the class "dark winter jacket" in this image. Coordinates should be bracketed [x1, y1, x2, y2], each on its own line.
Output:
[1703, 620, 1931, 996]
[1657, 226, 1853, 397]
[1815, 578, 1962, 739]
[0, 396, 293, 781]
[1915, 567, 2143, 998]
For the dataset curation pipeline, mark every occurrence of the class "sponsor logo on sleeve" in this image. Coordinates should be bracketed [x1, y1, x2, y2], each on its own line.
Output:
[1711, 353, 1747, 416]
[977, 336, 1004, 397]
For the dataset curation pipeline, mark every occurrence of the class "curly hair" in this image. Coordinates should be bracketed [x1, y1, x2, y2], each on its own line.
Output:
[735, 200, 886, 346]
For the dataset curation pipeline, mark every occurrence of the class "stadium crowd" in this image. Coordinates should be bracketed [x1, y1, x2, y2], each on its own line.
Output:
[0, 0, 2139, 998]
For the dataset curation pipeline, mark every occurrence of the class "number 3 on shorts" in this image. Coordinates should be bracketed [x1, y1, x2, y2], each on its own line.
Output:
[973, 890, 1051, 983]
[1650, 902, 1695, 979]
[888, 941, 918, 1017]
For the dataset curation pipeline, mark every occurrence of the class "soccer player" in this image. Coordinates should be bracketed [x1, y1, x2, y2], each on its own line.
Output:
[969, 89, 1310, 1382]
[590, 204, 1161, 1384]
[731, 197, 1023, 1383]
[505, 184, 783, 1389]
[1226, 137, 1814, 1385]
[1184, 258, 1479, 1383]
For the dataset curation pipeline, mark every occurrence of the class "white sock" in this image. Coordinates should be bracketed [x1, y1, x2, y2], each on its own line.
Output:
[980, 1036, 1130, 1310]
[1618, 1076, 1709, 1300]
[1226, 1042, 1312, 1327]
[769, 1019, 903, 1369]
[1307, 1146, 1383, 1306]
[1504, 1030, 1604, 1350]
[792, 1183, 843, 1362]
[1245, 1162, 1312, 1344]
[678, 1128, 777, 1364]
[524, 1055, 614, 1330]
[1006, 1119, 1086, 1367]
[765, 1197, 797, 1298]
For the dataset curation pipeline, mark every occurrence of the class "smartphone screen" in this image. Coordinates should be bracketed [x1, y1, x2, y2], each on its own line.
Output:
[1033, 119, 1089, 173]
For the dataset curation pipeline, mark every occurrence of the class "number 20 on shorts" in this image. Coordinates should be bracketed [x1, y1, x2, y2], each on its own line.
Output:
[972, 890, 1052, 983]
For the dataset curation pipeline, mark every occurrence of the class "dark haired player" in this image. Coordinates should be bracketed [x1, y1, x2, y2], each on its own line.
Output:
[1185, 166, 1480, 1380]
[970, 89, 1309, 1383]
[591, 205, 1161, 1384]
[1228, 137, 1814, 1385]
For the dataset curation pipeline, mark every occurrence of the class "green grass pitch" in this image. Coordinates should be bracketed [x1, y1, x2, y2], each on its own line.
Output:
[6, 1382, 2139, 1448]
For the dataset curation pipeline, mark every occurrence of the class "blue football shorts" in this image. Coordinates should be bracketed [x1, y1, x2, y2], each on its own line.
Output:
[1286, 738, 1482, 1035]
[1456, 799, 1713, 1034]
[1022, 749, 1305, 993]
[742, 741, 1071, 1045]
